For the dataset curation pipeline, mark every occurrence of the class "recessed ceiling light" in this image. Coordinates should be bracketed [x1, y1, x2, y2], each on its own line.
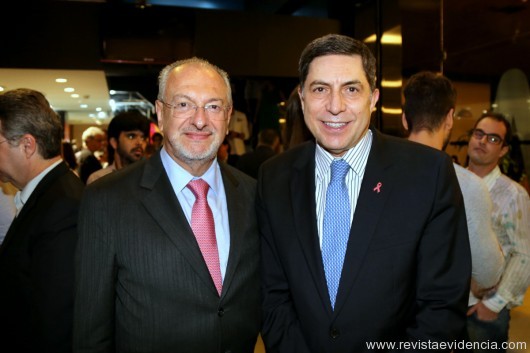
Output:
[96, 107, 102, 112]
[56, 78, 67, 83]
[71, 93, 80, 98]
[64, 87, 75, 93]
[80, 104, 88, 108]
[0, 86, 5, 92]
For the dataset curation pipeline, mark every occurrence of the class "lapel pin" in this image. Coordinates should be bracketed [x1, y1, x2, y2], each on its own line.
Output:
[373, 182, 382, 193]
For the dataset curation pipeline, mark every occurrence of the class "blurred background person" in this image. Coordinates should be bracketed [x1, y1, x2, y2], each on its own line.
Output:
[87, 110, 150, 184]
[75, 126, 104, 184]
[227, 106, 250, 156]
[0, 181, 17, 244]
[284, 85, 313, 150]
[237, 128, 280, 179]
[466, 113, 530, 353]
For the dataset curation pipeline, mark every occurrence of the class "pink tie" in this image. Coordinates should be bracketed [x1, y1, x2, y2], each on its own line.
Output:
[187, 179, 223, 295]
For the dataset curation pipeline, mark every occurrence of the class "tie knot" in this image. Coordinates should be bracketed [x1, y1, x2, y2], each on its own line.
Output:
[187, 179, 210, 200]
[330, 159, 349, 181]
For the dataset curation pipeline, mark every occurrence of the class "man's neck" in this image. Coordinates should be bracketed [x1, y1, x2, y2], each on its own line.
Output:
[20, 156, 61, 189]
[407, 130, 443, 151]
[467, 161, 496, 178]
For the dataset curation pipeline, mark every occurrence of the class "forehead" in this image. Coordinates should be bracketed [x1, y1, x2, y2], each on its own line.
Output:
[477, 117, 507, 136]
[166, 63, 228, 99]
[306, 54, 367, 84]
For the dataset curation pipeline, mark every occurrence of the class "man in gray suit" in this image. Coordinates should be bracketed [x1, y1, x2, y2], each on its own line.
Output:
[74, 57, 260, 353]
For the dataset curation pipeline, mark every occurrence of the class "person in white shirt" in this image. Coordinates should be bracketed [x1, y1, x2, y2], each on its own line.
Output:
[227, 108, 250, 156]
[467, 112, 530, 352]
[402, 71, 504, 298]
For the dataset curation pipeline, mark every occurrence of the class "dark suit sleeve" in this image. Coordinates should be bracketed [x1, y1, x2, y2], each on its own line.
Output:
[257, 174, 311, 353]
[32, 196, 79, 353]
[73, 187, 116, 353]
[406, 154, 471, 345]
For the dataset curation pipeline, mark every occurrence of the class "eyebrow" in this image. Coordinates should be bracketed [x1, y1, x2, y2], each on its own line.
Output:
[171, 94, 225, 104]
[309, 79, 363, 87]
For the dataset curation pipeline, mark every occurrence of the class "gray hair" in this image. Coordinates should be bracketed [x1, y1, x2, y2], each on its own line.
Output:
[157, 57, 233, 107]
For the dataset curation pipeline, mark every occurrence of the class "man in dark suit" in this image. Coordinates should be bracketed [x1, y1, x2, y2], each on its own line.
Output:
[237, 128, 280, 179]
[74, 57, 260, 353]
[258, 34, 471, 352]
[0, 88, 84, 353]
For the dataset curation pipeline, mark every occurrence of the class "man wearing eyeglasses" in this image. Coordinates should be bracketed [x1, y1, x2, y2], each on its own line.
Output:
[74, 58, 260, 353]
[467, 113, 530, 352]
[86, 110, 150, 184]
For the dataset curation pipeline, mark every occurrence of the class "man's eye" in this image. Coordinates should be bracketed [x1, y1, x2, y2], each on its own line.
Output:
[127, 134, 136, 139]
[206, 104, 222, 112]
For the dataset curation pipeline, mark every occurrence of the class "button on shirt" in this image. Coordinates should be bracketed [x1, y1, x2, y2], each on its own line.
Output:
[160, 147, 230, 280]
[315, 130, 373, 247]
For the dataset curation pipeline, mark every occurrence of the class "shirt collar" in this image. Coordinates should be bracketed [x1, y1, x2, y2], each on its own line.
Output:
[15, 159, 62, 214]
[482, 165, 502, 191]
[160, 147, 222, 196]
[315, 129, 373, 181]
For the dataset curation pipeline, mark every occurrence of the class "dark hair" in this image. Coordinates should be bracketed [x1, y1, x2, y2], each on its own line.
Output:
[107, 110, 150, 164]
[62, 141, 78, 170]
[284, 85, 313, 149]
[403, 71, 456, 133]
[298, 34, 377, 92]
[473, 112, 513, 146]
[258, 128, 280, 147]
[0, 88, 62, 158]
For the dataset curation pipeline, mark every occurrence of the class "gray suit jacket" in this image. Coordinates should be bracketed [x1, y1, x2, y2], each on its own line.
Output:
[73, 152, 260, 353]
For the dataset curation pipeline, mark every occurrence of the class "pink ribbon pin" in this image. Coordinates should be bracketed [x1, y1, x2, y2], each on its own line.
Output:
[373, 182, 382, 193]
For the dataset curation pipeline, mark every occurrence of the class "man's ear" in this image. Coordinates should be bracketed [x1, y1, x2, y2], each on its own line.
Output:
[499, 144, 510, 159]
[444, 108, 455, 131]
[110, 137, 118, 150]
[21, 134, 37, 158]
[402, 113, 409, 131]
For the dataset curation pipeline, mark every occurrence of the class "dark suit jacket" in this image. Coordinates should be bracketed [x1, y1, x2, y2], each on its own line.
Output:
[237, 145, 276, 179]
[258, 129, 471, 353]
[73, 151, 260, 353]
[0, 162, 84, 353]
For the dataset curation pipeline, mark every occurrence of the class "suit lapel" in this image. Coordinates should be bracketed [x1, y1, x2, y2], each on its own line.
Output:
[334, 129, 396, 314]
[139, 153, 219, 295]
[291, 143, 334, 316]
[219, 164, 243, 299]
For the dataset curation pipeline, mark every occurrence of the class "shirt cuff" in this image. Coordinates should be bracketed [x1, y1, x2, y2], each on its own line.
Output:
[482, 293, 508, 313]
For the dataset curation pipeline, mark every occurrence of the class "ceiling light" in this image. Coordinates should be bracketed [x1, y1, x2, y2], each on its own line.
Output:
[381, 79, 402, 88]
[55, 78, 67, 83]
[80, 104, 88, 108]
[64, 87, 75, 93]
[381, 106, 402, 115]
[109, 90, 116, 95]
[71, 93, 80, 98]
[0, 86, 4, 92]
[96, 107, 102, 112]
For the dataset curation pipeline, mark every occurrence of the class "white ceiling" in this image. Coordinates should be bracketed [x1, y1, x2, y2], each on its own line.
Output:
[0, 68, 112, 125]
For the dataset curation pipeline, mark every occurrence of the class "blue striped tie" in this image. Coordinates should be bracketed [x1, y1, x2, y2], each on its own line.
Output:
[322, 159, 351, 309]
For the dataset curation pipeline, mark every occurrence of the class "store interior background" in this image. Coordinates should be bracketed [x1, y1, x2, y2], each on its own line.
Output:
[0, 0, 529, 171]
[1, 0, 529, 351]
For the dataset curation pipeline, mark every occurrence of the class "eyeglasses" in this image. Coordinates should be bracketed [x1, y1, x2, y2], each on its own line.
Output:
[159, 100, 229, 121]
[470, 128, 504, 145]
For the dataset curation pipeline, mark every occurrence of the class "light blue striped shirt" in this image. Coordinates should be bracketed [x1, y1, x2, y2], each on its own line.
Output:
[160, 147, 230, 281]
[315, 130, 373, 248]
